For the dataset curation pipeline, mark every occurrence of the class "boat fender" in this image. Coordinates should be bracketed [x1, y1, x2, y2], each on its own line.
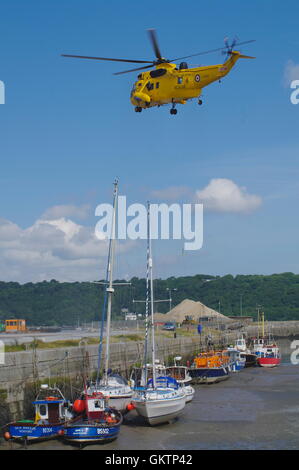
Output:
[126, 402, 135, 411]
[109, 413, 117, 423]
[3, 431, 11, 440]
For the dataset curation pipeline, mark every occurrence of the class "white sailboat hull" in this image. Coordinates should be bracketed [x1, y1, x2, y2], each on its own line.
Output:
[132, 391, 186, 425]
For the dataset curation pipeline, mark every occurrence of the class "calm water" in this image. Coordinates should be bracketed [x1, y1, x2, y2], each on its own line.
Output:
[1, 338, 299, 451]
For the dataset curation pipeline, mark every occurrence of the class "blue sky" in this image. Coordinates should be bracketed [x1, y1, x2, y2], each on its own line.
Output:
[0, 0, 298, 282]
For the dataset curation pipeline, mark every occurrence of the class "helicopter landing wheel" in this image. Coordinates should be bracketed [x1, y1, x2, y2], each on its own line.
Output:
[170, 108, 177, 115]
[198, 99, 203, 105]
[135, 106, 142, 112]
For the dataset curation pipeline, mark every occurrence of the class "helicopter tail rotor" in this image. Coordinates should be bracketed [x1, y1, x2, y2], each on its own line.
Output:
[221, 36, 256, 63]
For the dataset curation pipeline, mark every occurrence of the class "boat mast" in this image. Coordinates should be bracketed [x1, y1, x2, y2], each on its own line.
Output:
[257, 306, 260, 341]
[261, 311, 265, 338]
[143, 204, 151, 386]
[103, 179, 118, 386]
[148, 202, 156, 389]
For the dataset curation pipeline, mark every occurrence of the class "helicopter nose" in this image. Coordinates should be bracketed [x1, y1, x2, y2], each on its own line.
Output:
[131, 92, 151, 106]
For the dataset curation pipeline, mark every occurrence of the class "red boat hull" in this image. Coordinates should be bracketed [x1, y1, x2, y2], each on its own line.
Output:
[257, 357, 281, 368]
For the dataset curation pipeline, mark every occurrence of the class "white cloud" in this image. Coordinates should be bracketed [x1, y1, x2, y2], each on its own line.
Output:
[0, 212, 135, 283]
[196, 178, 262, 213]
[41, 204, 90, 220]
[283, 60, 299, 87]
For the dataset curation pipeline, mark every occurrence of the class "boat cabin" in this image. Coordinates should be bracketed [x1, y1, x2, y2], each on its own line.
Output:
[32, 385, 72, 425]
[130, 363, 166, 388]
[147, 376, 179, 390]
[33, 398, 68, 424]
[80, 393, 118, 423]
[253, 338, 265, 352]
[227, 348, 243, 362]
[165, 366, 190, 383]
[235, 337, 247, 352]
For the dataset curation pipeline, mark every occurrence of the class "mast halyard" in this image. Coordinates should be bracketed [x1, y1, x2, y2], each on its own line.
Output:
[103, 179, 118, 386]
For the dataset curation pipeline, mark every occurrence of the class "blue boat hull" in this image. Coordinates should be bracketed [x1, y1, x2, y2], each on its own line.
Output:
[63, 423, 121, 443]
[188, 366, 230, 384]
[230, 361, 246, 372]
[8, 423, 63, 441]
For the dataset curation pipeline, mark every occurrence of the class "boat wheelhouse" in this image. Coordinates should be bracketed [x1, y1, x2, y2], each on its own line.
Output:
[234, 335, 257, 367]
[226, 347, 246, 372]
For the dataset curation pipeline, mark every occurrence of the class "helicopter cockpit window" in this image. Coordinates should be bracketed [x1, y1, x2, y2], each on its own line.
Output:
[177, 77, 183, 84]
[156, 82, 159, 89]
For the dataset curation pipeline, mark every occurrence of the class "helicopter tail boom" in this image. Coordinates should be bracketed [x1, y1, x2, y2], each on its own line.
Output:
[230, 51, 256, 59]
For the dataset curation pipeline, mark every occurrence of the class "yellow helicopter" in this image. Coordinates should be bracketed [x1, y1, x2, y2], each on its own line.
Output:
[62, 29, 255, 115]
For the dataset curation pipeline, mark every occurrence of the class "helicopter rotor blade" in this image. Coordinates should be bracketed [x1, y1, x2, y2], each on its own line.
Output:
[113, 64, 154, 75]
[169, 39, 256, 62]
[147, 29, 163, 60]
[224, 36, 230, 48]
[61, 54, 153, 64]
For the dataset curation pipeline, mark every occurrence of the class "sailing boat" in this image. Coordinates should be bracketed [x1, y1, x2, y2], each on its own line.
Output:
[85, 180, 133, 412]
[131, 203, 186, 425]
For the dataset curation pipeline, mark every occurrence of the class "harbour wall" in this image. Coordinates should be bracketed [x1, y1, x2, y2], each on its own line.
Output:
[1, 321, 298, 424]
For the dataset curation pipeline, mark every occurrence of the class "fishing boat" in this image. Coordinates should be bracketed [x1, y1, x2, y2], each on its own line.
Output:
[84, 180, 133, 413]
[188, 351, 231, 384]
[226, 347, 246, 372]
[255, 343, 281, 368]
[3, 384, 73, 443]
[252, 312, 281, 368]
[131, 203, 186, 425]
[165, 357, 195, 403]
[63, 390, 122, 445]
[234, 335, 257, 367]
